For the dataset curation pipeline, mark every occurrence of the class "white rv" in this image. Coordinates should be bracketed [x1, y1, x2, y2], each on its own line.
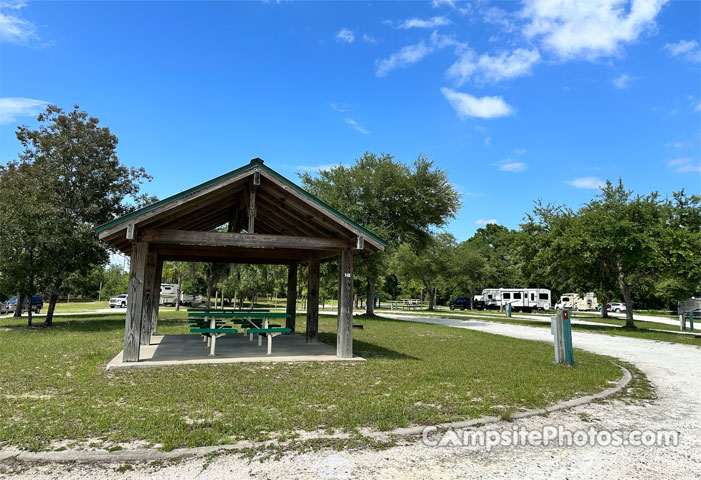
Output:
[159, 284, 202, 306]
[555, 292, 599, 311]
[480, 288, 551, 312]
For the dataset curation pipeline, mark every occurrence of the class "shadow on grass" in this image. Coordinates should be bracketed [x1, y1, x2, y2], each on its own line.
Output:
[317, 332, 419, 361]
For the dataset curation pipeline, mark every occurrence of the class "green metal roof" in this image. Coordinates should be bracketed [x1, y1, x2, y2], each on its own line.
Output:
[95, 158, 387, 248]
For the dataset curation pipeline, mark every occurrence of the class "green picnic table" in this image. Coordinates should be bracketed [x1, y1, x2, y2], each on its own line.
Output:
[188, 312, 291, 356]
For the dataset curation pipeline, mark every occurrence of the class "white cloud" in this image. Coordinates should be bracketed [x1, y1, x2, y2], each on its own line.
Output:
[667, 157, 701, 173]
[482, 6, 517, 33]
[483, 136, 491, 146]
[514, 148, 527, 155]
[432, 0, 456, 7]
[336, 28, 355, 44]
[0, 97, 48, 124]
[0, 0, 38, 45]
[448, 47, 540, 85]
[296, 164, 339, 173]
[566, 177, 605, 189]
[696, 102, 701, 113]
[493, 159, 527, 172]
[330, 103, 348, 113]
[522, 0, 668, 61]
[362, 33, 377, 44]
[476, 218, 498, 225]
[441, 87, 515, 119]
[344, 118, 370, 134]
[398, 16, 452, 29]
[664, 40, 701, 63]
[376, 31, 463, 77]
[613, 73, 634, 89]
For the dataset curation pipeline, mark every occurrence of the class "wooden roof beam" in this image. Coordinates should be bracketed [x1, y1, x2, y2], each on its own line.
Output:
[140, 229, 351, 251]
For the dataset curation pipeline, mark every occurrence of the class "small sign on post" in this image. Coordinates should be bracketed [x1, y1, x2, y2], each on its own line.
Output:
[551, 309, 574, 366]
[506, 303, 512, 318]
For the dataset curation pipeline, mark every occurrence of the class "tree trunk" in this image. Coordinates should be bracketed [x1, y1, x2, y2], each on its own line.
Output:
[353, 293, 359, 309]
[14, 293, 23, 317]
[468, 286, 475, 310]
[600, 292, 609, 318]
[206, 280, 212, 308]
[44, 278, 63, 327]
[175, 271, 182, 311]
[365, 277, 375, 316]
[617, 264, 635, 327]
[426, 283, 435, 310]
[26, 296, 32, 327]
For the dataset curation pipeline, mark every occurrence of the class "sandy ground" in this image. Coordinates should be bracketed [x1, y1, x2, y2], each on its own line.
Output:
[3, 315, 700, 479]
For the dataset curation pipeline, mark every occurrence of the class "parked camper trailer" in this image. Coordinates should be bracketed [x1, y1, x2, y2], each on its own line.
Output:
[159, 283, 202, 306]
[480, 288, 551, 312]
[555, 292, 599, 311]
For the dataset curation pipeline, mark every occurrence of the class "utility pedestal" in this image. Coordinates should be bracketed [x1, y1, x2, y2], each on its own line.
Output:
[551, 309, 574, 366]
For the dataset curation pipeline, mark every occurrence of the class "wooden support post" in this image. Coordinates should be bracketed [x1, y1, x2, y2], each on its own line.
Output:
[337, 249, 353, 358]
[150, 259, 163, 338]
[286, 262, 297, 332]
[140, 245, 158, 346]
[123, 242, 148, 362]
[248, 185, 257, 233]
[306, 254, 320, 343]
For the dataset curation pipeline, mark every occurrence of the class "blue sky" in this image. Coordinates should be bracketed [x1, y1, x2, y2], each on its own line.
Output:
[1, 0, 699, 242]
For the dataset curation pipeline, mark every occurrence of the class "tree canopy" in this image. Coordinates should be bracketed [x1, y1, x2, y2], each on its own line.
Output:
[0, 105, 152, 325]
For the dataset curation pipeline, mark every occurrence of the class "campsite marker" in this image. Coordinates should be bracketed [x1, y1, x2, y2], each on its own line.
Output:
[551, 309, 574, 366]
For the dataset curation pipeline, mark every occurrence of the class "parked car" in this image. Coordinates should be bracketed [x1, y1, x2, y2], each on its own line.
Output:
[606, 302, 627, 312]
[449, 297, 471, 310]
[0, 296, 43, 314]
[109, 294, 128, 308]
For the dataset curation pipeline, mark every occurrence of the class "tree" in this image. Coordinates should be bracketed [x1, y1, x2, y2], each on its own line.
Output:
[202, 262, 230, 308]
[100, 264, 129, 300]
[11, 105, 151, 326]
[523, 180, 693, 327]
[391, 233, 455, 310]
[300, 152, 461, 314]
[0, 162, 63, 326]
[450, 239, 491, 308]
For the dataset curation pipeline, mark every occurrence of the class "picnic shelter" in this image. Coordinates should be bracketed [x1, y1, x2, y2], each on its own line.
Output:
[96, 158, 386, 364]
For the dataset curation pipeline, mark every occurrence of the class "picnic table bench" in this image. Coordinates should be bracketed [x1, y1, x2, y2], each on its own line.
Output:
[187, 312, 291, 356]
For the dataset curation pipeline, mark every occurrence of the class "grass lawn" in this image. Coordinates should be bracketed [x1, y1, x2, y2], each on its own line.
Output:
[50, 301, 111, 313]
[0, 311, 622, 452]
[375, 309, 701, 346]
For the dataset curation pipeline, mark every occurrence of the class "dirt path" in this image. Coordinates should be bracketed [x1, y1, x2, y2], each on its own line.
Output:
[8, 315, 701, 479]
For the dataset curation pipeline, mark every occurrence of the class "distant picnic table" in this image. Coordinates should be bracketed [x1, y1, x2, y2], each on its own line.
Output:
[389, 299, 424, 311]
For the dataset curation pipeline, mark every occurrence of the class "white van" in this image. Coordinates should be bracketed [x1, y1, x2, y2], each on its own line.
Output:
[555, 292, 598, 311]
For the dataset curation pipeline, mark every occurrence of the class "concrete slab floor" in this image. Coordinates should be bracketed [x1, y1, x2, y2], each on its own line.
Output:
[106, 334, 365, 370]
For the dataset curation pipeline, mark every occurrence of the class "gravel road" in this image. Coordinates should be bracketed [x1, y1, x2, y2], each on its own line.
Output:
[7, 315, 701, 480]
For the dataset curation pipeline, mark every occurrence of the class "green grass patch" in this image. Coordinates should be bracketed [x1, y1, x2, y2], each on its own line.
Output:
[0, 311, 622, 452]
[377, 309, 701, 346]
[50, 301, 111, 313]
